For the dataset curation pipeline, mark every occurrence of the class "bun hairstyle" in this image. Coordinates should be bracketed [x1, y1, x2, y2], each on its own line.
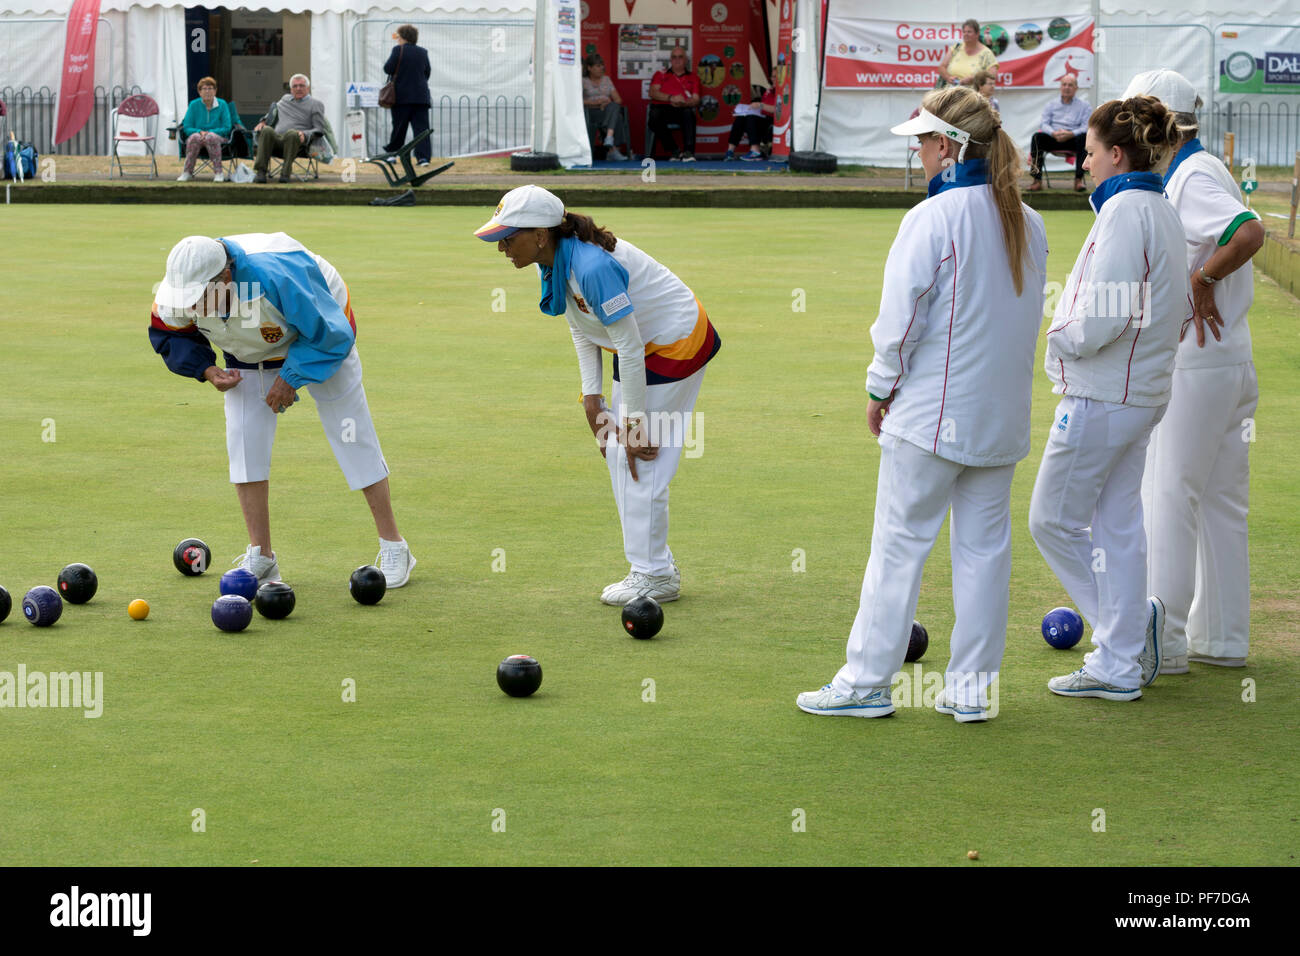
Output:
[551, 211, 617, 252]
[920, 85, 1029, 295]
[1088, 95, 1181, 172]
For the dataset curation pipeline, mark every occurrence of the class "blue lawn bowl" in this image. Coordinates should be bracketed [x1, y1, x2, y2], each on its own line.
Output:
[1042, 607, 1085, 649]
[23, 585, 63, 627]
[212, 594, 253, 633]
[219, 568, 259, 602]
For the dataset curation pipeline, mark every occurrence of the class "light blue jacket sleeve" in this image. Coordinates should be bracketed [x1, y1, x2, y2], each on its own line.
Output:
[573, 244, 634, 325]
[250, 251, 355, 388]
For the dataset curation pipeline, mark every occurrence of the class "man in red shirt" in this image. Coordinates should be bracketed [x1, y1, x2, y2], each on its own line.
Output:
[649, 47, 701, 161]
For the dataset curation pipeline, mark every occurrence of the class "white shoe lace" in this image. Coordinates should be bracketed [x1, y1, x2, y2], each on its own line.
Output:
[378, 545, 408, 576]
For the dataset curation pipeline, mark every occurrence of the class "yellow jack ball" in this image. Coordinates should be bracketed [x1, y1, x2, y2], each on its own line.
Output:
[128, 599, 150, 620]
[967, 850, 980, 860]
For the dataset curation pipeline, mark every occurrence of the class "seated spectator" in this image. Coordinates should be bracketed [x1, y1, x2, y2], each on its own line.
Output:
[583, 54, 630, 161]
[178, 76, 234, 182]
[724, 85, 775, 161]
[969, 69, 1000, 115]
[1028, 74, 1090, 192]
[937, 19, 999, 86]
[648, 47, 700, 162]
[252, 73, 326, 184]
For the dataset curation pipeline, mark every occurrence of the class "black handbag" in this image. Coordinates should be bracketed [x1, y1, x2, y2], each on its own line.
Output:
[379, 45, 403, 109]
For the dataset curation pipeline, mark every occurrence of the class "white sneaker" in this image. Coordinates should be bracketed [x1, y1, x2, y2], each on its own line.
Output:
[796, 684, 895, 718]
[213, 172, 226, 183]
[234, 545, 280, 585]
[935, 690, 990, 723]
[606, 147, 627, 161]
[600, 566, 680, 605]
[1139, 596, 1164, 687]
[1162, 653, 1189, 675]
[1048, 668, 1141, 702]
[376, 539, 415, 588]
[177, 171, 193, 182]
[603, 132, 614, 147]
[1189, 654, 1247, 667]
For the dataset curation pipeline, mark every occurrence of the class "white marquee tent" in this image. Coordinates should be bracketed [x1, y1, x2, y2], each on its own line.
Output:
[793, 0, 1300, 167]
[0, 0, 586, 162]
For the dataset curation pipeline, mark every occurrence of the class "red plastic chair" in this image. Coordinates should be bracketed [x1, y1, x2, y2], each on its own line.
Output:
[111, 94, 160, 179]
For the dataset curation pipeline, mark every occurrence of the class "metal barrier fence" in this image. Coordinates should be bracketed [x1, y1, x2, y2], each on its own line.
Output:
[348, 18, 534, 156]
[1204, 100, 1300, 169]
[0, 85, 142, 155]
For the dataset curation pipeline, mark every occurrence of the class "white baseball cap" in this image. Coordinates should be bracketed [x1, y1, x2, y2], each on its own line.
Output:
[155, 236, 227, 309]
[474, 185, 565, 241]
[1122, 69, 1200, 113]
[890, 108, 974, 161]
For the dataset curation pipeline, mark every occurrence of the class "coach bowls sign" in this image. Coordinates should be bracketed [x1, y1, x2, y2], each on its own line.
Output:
[1218, 26, 1300, 94]
[824, 12, 1094, 90]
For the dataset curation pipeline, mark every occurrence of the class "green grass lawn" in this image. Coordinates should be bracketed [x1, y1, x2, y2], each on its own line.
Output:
[0, 206, 1295, 866]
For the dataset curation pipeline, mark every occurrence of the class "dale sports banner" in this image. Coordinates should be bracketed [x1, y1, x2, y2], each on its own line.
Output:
[824, 13, 1094, 90]
[1217, 25, 1300, 94]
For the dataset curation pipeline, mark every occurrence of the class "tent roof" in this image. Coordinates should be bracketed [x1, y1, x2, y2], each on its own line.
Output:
[1, 1, 534, 15]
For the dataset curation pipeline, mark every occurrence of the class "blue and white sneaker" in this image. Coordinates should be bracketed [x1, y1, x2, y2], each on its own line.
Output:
[1048, 668, 1141, 702]
[796, 684, 895, 718]
[1139, 596, 1164, 687]
[935, 690, 990, 723]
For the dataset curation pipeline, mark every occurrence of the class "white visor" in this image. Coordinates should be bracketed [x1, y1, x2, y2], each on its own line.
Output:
[890, 108, 973, 162]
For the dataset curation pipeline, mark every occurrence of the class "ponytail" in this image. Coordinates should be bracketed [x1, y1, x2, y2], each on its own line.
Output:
[921, 85, 1029, 295]
[551, 211, 617, 252]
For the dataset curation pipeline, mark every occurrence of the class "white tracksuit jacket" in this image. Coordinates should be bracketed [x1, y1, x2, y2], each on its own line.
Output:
[865, 183, 1050, 467]
[1045, 183, 1191, 406]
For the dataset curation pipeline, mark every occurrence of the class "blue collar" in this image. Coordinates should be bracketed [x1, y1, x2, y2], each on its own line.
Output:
[538, 235, 575, 316]
[1162, 137, 1204, 187]
[927, 157, 988, 198]
[1089, 171, 1165, 213]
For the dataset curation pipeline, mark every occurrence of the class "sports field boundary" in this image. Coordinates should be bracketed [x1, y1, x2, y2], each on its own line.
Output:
[2, 180, 1091, 211]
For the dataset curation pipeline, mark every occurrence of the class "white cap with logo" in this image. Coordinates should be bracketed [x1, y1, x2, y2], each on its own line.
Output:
[474, 184, 565, 241]
[154, 236, 227, 309]
[890, 108, 975, 162]
[1122, 69, 1201, 114]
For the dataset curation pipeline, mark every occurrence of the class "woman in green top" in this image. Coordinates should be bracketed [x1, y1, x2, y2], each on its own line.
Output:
[178, 76, 235, 182]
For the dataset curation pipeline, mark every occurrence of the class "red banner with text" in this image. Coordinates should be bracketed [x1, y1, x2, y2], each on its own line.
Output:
[54, 0, 101, 145]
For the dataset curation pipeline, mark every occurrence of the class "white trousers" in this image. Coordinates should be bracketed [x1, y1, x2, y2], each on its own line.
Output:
[607, 367, 705, 575]
[832, 434, 1016, 707]
[224, 346, 390, 491]
[1029, 397, 1164, 687]
[1143, 363, 1258, 659]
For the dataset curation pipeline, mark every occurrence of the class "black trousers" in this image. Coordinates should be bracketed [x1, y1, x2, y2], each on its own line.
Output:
[386, 104, 432, 163]
[648, 104, 696, 155]
[727, 115, 773, 149]
[1030, 131, 1086, 179]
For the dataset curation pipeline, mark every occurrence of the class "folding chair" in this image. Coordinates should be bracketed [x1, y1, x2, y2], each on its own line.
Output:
[167, 101, 253, 179]
[110, 94, 160, 179]
[1041, 150, 1079, 188]
[363, 129, 453, 187]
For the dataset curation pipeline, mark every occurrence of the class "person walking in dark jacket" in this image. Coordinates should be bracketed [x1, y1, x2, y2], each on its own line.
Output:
[383, 25, 433, 164]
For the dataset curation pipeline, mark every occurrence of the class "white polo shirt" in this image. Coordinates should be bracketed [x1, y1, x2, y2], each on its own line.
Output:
[1163, 150, 1259, 369]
